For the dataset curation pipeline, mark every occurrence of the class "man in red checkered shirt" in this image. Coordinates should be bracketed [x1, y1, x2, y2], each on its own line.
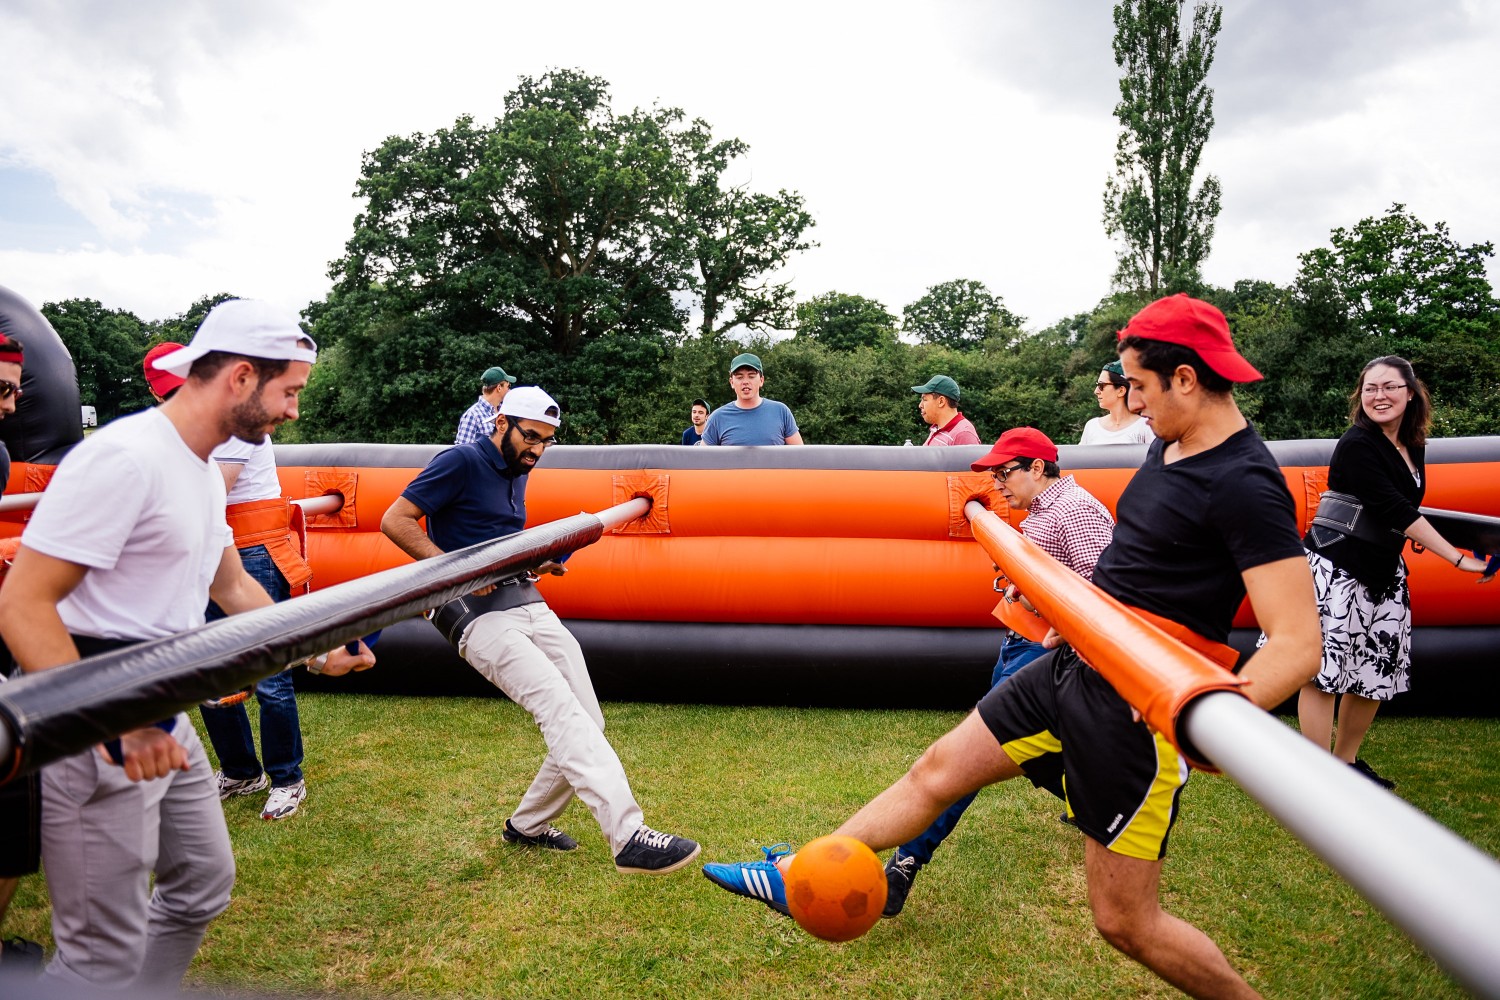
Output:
[879, 426, 1115, 916]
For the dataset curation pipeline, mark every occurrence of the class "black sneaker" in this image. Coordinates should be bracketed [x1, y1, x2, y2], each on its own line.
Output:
[1, 936, 45, 975]
[503, 818, 579, 851]
[1350, 759, 1396, 790]
[882, 850, 923, 918]
[614, 825, 701, 874]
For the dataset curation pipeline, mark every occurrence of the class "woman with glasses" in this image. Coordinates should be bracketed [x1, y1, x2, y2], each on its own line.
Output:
[1293, 355, 1491, 789]
[1078, 360, 1154, 445]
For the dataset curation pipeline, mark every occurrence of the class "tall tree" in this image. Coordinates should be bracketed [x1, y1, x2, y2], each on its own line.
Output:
[794, 292, 898, 351]
[679, 124, 816, 337]
[901, 279, 1024, 350]
[40, 298, 155, 421]
[1102, 0, 1223, 295]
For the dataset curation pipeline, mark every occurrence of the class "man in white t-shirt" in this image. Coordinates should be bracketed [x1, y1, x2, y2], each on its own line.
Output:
[145, 342, 316, 822]
[0, 300, 373, 990]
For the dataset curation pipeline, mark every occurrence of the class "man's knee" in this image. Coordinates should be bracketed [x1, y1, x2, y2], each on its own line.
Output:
[154, 855, 235, 928]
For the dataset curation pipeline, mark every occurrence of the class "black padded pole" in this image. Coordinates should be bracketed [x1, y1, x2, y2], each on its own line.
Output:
[0, 499, 648, 779]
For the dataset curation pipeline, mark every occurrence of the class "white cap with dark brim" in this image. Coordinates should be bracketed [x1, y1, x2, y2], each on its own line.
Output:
[152, 299, 318, 378]
[499, 386, 562, 427]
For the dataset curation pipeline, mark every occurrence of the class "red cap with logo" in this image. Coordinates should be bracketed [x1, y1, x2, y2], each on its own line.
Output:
[1117, 293, 1262, 383]
[143, 342, 187, 398]
[971, 427, 1059, 472]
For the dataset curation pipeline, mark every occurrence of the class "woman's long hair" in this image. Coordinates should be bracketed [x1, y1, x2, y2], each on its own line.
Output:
[1349, 355, 1432, 449]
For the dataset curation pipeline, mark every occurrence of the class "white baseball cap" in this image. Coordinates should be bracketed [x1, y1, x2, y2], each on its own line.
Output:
[151, 299, 318, 378]
[499, 386, 562, 427]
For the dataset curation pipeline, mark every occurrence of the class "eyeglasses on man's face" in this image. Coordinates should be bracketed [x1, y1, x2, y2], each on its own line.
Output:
[992, 462, 1027, 483]
[0, 379, 21, 401]
[516, 427, 558, 447]
[1361, 382, 1408, 397]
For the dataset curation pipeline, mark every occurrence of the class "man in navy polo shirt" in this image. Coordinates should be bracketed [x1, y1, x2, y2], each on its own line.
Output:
[381, 387, 700, 875]
[701, 354, 803, 446]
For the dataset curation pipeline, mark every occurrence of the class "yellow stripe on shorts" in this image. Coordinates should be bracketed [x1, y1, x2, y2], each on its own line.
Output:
[1001, 729, 1062, 766]
[1108, 731, 1189, 861]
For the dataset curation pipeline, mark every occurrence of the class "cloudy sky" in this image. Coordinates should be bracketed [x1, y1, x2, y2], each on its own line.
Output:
[2, 0, 1497, 333]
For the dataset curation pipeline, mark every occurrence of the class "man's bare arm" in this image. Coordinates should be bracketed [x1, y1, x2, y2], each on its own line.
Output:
[1237, 555, 1322, 710]
[381, 496, 443, 561]
[0, 546, 88, 672]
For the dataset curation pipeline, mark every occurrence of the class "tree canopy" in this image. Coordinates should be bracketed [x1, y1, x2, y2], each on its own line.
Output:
[794, 292, 898, 352]
[1103, 0, 1223, 294]
[902, 279, 1025, 350]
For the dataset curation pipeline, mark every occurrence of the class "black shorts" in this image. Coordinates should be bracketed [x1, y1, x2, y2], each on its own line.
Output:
[977, 645, 1190, 860]
[0, 769, 41, 878]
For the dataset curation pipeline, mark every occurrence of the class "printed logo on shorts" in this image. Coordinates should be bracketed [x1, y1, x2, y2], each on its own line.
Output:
[1107, 813, 1124, 833]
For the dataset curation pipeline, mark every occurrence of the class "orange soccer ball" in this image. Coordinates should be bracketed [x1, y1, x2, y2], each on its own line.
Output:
[784, 835, 887, 942]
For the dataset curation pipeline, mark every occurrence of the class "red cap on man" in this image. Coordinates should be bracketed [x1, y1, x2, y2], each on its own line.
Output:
[143, 342, 187, 398]
[1117, 293, 1262, 383]
[0, 332, 22, 365]
[971, 427, 1059, 472]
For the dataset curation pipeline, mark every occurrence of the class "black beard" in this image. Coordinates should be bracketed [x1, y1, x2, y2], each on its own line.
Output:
[227, 395, 274, 444]
[499, 429, 532, 475]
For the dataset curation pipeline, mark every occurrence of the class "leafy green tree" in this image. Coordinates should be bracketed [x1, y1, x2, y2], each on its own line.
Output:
[40, 298, 155, 421]
[1293, 203, 1500, 437]
[679, 125, 816, 337]
[794, 292, 898, 351]
[901, 279, 1024, 350]
[150, 293, 238, 347]
[1103, 0, 1223, 294]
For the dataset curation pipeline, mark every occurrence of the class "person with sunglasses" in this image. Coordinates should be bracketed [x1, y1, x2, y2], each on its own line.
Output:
[382, 387, 701, 876]
[1079, 359, 1154, 446]
[0, 330, 44, 976]
[871, 427, 1115, 917]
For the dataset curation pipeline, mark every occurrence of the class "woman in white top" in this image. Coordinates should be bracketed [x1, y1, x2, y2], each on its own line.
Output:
[1079, 360, 1155, 446]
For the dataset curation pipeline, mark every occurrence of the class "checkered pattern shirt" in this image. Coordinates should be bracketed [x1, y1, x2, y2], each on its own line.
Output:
[454, 397, 499, 447]
[1019, 475, 1115, 581]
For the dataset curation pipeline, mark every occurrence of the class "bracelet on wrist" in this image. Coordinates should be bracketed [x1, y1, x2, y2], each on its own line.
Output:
[1454, 553, 1464, 568]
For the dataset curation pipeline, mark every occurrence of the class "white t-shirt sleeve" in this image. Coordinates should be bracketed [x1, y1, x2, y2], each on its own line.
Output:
[211, 436, 255, 465]
[23, 444, 150, 571]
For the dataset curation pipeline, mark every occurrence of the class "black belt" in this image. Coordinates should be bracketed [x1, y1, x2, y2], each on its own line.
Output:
[1307, 490, 1406, 550]
[427, 576, 542, 649]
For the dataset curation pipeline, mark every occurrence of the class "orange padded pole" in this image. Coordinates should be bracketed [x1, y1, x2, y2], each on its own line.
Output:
[965, 501, 1245, 768]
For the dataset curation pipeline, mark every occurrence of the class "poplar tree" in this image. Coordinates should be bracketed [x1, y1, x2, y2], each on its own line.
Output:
[1102, 0, 1223, 294]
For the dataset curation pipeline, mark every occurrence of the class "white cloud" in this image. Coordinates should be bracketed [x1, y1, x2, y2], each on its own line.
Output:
[0, 0, 1496, 328]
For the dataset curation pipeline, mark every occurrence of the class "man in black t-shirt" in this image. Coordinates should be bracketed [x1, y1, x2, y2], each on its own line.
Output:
[705, 296, 1321, 997]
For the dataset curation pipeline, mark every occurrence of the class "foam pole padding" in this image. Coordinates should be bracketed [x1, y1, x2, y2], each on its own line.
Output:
[965, 501, 1245, 768]
[0, 499, 648, 779]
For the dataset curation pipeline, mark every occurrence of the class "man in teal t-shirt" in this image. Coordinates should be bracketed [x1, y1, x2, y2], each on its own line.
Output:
[701, 354, 803, 446]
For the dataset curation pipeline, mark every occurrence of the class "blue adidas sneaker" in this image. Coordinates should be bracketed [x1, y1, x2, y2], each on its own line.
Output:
[702, 843, 792, 916]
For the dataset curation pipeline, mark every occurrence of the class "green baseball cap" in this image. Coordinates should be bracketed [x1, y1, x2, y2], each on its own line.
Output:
[911, 374, 960, 402]
[729, 353, 763, 374]
[482, 366, 513, 387]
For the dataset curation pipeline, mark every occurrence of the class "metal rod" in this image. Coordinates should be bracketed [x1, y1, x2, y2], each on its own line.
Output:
[1183, 694, 1500, 998]
[292, 492, 344, 517]
[0, 491, 41, 513]
[4, 491, 345, 516]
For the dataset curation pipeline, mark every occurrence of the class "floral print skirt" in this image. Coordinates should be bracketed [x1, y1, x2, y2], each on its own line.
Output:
[1307, 549, 1411, 700]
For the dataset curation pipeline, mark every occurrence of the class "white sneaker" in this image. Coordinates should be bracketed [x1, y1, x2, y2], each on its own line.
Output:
[261, 780, 307, 820]
[215, 771, 269, 800]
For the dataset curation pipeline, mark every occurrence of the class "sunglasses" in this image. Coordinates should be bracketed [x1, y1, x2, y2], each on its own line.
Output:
[0, 379, 20, 401]
[1094, 381, 1121, 391]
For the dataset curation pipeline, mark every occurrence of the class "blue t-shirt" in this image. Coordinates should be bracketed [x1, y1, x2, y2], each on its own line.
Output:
[702, 400, 798, 446]
[400, 439, 529, 552]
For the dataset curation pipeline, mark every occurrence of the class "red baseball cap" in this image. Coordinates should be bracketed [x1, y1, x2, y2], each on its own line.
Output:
[971, 427, 1059, 472]
[143, 342, 187, 397]
[1117, 294, 1262, 383]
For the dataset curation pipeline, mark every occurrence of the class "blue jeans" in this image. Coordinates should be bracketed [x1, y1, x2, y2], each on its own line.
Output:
[199, 545, 304, 787]
[898, 633, 1047, 865]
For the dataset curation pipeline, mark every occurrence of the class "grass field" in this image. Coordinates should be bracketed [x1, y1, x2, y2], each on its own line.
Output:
[6, 697, 1497, 998]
